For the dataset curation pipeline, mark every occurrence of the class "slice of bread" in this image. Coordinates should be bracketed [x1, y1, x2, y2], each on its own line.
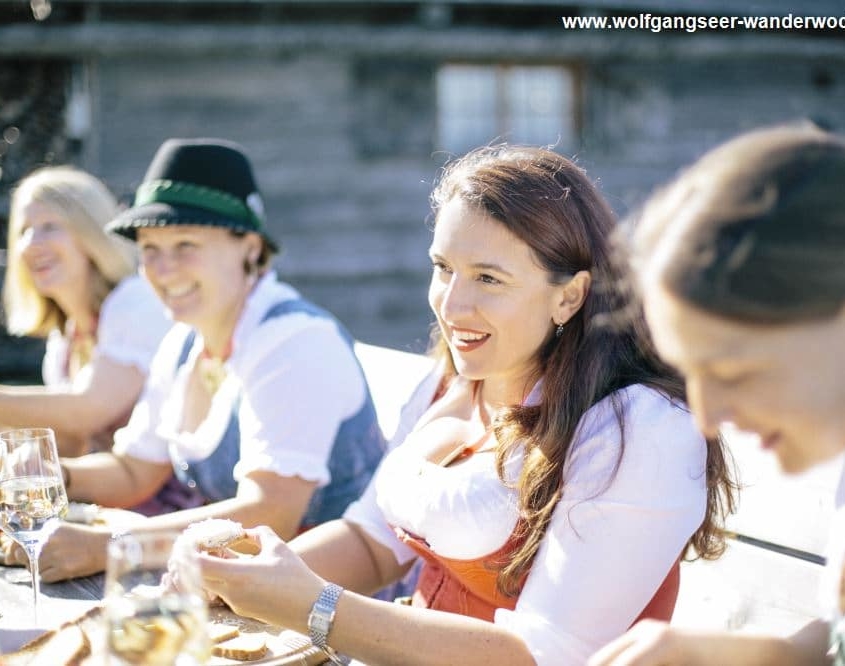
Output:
[207, 621, 240, 644]
[211, 633, 268, 661]
[0, 622, 91, 666]
[180, 519, 259, 557]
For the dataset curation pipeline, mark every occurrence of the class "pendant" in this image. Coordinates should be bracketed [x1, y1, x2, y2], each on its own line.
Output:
[198, 356, 227, 394]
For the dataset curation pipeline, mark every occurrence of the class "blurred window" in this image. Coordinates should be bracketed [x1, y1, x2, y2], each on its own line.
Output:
[436, 64, 576, 154]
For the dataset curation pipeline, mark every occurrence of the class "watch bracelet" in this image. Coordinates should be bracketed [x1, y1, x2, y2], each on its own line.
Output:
[308, 582, 344, 649]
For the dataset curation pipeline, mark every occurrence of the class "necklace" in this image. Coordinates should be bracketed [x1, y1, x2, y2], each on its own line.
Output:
[197, 340, 232, 395]
[65, 316, 98, 379]
[437, 381, 496, 468]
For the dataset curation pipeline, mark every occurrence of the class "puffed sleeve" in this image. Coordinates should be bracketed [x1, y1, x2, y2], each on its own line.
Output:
[231, 314, 366, 484]
[96, 275, 172, 373]
[494, 385, 708, 665]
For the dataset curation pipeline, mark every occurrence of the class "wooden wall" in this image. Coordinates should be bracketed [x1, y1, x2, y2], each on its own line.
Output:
[580, 57, 845, 210]
[90, 53, 437, 352]
[2, 1, 845, 376]
[87, 50, 845, 353]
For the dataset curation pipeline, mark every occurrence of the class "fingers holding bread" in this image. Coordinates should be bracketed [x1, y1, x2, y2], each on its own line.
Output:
[192, 525, 306, 626]
[164, 520, 262, 606]
[180, 519, 261, 559]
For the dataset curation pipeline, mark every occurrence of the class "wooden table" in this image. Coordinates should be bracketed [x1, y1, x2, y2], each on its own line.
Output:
[0, 565, 335, 664]
[0, 502, 348, 663]
[0, 564, 102, 631]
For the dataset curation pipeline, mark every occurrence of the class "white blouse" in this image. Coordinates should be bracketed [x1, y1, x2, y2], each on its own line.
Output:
[42, 274, 171, 387]
[113, 273, 366, 486]
[345, 376, 708, 665]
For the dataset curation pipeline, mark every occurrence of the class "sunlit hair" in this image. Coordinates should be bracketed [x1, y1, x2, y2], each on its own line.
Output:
[628, 122, 845, 323]
[3, 166, 136, 337]
[429, 145, 736, 596]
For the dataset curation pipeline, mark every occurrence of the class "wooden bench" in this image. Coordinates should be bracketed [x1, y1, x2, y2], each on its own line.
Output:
[354, 343, 840, 637]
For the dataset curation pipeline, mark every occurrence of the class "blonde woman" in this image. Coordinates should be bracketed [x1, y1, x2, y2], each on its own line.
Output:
[1, 166, 170, 455]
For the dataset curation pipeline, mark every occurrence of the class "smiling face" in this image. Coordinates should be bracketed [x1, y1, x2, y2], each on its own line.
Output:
[137, 225, 261, 350]
[428, 198, 573, 404]
[643, 282, 845, 474]
[17, 199, 94, 303]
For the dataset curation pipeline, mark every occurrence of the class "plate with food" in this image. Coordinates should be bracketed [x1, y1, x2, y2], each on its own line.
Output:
[0, 606, 330, 665]
[0, 520, 333, 665]
[0, 626, 51, 654]
[179, 519, 329, 663]
[206, 611, 328, 664]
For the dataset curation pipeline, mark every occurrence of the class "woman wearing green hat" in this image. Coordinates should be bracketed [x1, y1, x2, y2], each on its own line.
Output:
[1, 138, 386, 581]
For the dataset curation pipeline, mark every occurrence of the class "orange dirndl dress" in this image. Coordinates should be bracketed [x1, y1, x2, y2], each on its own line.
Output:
[394, 516, 680, 624]
[394, 528, 681, 626]
[393, 380, 682, 625]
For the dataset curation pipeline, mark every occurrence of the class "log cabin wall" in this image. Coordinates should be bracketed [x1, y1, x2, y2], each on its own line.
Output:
[1, 0, 845, 377]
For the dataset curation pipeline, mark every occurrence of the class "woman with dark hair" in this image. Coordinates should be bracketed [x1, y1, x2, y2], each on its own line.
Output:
[197, 145, 734, 665]
[589, 123, 845, 665]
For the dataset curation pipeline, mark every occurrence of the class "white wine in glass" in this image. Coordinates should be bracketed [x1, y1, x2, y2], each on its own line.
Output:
[104, 530, 210, 665]
[0, 427, 69, 623]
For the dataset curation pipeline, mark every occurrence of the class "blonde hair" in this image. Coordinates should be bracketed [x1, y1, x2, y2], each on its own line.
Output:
[3, 166, 137, 337]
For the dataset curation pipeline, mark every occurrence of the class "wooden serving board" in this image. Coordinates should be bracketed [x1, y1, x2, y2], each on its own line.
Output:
[206, 607, 329, 665]
[3, 605, 330, 665]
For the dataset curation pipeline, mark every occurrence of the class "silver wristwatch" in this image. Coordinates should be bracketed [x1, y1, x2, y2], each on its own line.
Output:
[308, 582, 343, 650]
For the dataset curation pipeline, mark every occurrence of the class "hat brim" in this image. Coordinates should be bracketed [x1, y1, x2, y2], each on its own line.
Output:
[106, 202, 279, 253]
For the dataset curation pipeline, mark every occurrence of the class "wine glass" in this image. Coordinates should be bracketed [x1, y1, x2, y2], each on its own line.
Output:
[0, 427, 69, 623]
[104, 529, 210, 665]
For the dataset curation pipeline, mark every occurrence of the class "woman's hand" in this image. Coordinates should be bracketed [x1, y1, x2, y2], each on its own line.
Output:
[198, 525, 325, 629]
[2, 523, 110, 582]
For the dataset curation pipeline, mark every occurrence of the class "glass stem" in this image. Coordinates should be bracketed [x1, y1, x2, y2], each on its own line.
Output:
[25, 542, 43, 625]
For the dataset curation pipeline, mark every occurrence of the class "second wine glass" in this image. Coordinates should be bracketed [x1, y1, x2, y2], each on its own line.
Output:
[0, 427, 69, 623]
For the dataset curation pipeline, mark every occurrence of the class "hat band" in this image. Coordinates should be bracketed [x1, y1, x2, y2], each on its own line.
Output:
[134, 179, 264, 231]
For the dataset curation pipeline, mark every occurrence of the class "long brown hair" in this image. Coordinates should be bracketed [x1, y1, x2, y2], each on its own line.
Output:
[429, 145, 736, 596]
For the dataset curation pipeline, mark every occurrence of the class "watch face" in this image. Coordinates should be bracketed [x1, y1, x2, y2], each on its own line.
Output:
[310, 613, 333, 635]
[309, 583, 343, 651]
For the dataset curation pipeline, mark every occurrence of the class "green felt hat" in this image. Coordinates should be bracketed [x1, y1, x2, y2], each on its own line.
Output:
[107, 137, 278, 252]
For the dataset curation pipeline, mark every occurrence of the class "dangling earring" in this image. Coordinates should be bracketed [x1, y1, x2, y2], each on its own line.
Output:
[555, 322, 565, 338]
